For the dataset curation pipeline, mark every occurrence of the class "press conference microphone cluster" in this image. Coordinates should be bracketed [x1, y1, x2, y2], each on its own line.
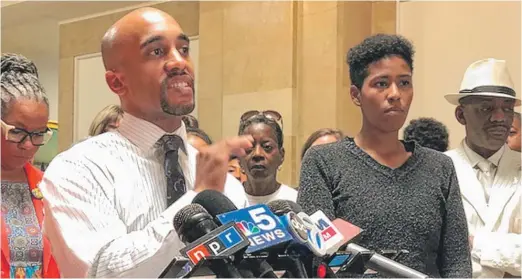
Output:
[171, 191, 312, 278]
[169, 190, 429, 278]
[173, 203, 245, 278]
[192, 190, 279, 278]
[266, 199, 429, 279]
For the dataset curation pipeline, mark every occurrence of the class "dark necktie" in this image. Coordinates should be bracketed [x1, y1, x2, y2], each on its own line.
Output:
[158, 135, 186, 207]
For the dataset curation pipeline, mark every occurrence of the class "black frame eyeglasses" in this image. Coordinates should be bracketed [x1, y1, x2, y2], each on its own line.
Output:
[1, 120, 53, 146]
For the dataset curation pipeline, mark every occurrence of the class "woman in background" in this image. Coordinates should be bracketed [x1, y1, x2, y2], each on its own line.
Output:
[186, 127, 213, 151]
[301, 128, 344, 159]
[182, 114, 199, 129]
[88, 104, 123, 137]
[1, 53, 60, 278]
[238, 110, 297, 205]
[507, 111, 521, 152]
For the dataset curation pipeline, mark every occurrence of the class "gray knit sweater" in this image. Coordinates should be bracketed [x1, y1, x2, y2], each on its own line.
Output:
[297, 138, 472, 278]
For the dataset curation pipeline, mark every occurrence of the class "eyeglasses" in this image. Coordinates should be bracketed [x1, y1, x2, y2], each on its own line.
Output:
[240, 110, 284, 130]
[1, 120, 53, 146]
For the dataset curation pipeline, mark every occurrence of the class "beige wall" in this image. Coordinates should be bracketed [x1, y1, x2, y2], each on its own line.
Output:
[398, 1, 521, 149]
[2, 20, 60, 121]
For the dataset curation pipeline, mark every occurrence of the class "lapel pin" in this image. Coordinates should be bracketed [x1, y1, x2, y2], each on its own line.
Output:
[31, 188, 44, 200]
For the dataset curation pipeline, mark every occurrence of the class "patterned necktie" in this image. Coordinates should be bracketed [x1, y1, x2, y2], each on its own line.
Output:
[158, 135, 186, 207]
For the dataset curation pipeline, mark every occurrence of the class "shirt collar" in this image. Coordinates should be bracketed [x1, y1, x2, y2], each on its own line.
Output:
[118, 112, 189, 153]
[462, 139, 505, 168]
[245, 186, 283, 205]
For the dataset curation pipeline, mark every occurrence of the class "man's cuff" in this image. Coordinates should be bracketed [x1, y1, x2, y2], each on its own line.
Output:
[473, 231, 504, 267]
[158, 190, 198, 238]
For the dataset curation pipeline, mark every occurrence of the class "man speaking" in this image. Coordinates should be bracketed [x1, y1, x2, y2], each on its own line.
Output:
[39, 8, 251, 278]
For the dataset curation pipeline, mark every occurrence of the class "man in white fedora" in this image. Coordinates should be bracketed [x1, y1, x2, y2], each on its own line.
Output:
[445, 58, 521, 278]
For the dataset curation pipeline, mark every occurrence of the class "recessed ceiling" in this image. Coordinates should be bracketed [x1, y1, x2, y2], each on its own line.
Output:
[1, 1, 158, 28]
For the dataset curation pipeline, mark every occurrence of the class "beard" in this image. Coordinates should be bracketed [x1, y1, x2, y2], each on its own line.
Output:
[160, 76, 195, 116]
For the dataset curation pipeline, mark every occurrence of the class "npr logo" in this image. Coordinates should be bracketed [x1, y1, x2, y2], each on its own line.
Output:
[185, 226, 244, 265]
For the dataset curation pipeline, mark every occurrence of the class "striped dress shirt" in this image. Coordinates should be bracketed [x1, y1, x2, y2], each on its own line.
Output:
[39, 113, 248, 278]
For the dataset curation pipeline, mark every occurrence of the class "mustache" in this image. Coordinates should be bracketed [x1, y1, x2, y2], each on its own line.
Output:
[165, 69, 194, 80]
[485, 124, 510, 129]
[161, 70, 195, 89]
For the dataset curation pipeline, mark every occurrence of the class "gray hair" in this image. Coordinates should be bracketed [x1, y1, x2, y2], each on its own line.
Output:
[1, 53, 49, 118]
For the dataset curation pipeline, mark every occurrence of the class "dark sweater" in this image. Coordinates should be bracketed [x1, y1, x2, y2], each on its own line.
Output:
[297, 138, 472, 278]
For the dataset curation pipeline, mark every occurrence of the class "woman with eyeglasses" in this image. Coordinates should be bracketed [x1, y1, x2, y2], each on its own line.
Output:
[1, 53, 60, 278]
[238, 110, 297, 205]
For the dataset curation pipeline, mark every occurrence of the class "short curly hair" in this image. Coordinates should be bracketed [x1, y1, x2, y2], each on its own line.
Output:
[403, 118, 449, 152]
[346, 34, 415, 89]
[238, 115, 284, 149]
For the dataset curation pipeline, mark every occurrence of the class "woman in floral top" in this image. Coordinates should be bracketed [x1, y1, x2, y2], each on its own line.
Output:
[1, 53, 60, 278]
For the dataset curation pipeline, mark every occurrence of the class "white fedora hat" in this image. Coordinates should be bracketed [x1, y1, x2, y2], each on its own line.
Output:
[445, 58, 520, 106]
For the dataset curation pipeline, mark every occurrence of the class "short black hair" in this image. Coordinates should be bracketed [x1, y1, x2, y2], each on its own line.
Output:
[301, 128, 344, 159]
[187, 127, 212, 145]
[403, 117, 449, 152]
[182, 115, 199, 129]
[238, 115, 284, 149]
[347, 34, 415, 89]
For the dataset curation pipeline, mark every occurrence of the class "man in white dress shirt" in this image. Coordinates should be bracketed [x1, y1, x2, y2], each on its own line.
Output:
[444, 58, 521, 278]
[39, 8, 252, 278]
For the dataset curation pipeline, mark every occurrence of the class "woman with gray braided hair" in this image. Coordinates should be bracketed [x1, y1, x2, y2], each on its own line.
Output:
[0, 53, 60, 278]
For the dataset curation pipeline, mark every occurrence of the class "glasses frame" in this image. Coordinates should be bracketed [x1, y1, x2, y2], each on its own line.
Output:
[0, 120, 53, 147]
[240, 110, 284, 130]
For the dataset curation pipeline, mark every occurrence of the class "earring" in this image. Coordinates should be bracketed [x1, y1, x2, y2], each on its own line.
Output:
[278, 166, 282, 171]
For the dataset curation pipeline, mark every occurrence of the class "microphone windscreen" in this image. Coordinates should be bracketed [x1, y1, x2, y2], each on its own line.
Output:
[287, 201, 303, 213]
[267, 200, 303, 216]
[173, 203, 208, 232]
[192, 189, 238, 217]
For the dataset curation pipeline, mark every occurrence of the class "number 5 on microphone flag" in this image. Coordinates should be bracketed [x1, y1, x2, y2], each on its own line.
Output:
[217, 204, 293, 253]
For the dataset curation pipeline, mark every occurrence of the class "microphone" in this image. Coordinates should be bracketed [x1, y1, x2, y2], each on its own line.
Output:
[268, 199, 304, 215]
[266, 200, 322, 278]
[192, 190, 279, 278]
[173, 204, 248, 278]
[266, 200, 308, 245]
[268, 200, 341, 257]
[333, 218, 429, 278]
[273, 201, 427, 278]
[308, 211, 347, 255]
[215, 203, 293, 253]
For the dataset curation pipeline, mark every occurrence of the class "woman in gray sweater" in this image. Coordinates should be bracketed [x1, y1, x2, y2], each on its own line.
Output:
[297, 34, 472, 278]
